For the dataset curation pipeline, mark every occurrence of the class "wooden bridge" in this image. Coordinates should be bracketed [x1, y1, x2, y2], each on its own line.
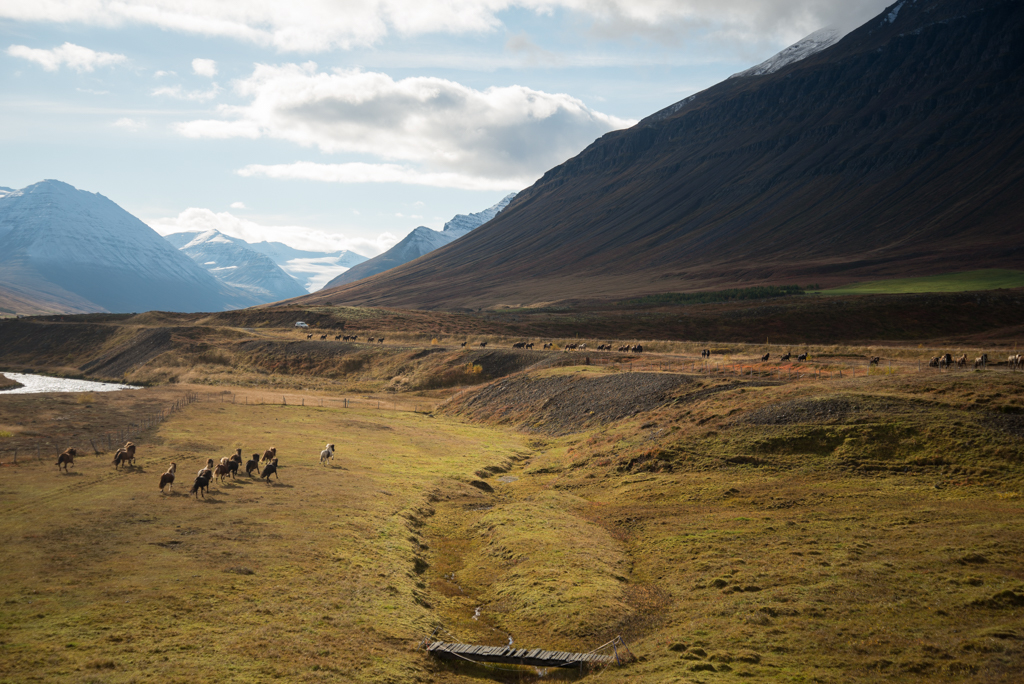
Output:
[425, 641, 619, 668]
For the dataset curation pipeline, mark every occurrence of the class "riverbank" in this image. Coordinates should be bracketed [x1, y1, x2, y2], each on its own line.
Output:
[0, 373, 24, 391]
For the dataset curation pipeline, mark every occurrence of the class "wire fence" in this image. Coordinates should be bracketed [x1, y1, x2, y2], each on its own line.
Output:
[0, 389, 438, 466]
[0, 391, 199, 466]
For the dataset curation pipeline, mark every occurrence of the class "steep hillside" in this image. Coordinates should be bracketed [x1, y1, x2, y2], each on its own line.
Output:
[0, 181, 252, 313]
[323, 193, 516, 288]
[296, 0, 1024, 310]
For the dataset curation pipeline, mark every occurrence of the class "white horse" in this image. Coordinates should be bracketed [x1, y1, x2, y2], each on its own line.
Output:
[319, 443, 335, 466]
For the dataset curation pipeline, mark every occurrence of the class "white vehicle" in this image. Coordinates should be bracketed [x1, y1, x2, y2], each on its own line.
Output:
[295, 321, 309, 328]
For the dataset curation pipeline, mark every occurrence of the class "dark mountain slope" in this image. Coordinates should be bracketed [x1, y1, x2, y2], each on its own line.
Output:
[294, 0, 1024, 310]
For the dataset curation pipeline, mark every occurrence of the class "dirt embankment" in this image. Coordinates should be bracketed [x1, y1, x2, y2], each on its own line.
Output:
[443, 371, 695, 435]
[0, 374, 23, 391]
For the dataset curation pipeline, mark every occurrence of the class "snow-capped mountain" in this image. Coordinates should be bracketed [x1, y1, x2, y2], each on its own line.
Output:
[323, 193, 517, 289]
[0, 180, 253, 313]
[245, 242, 367, 292]
[175, 230, 309, 303]
[0, 187, 13, 200]
[163, 233, 368, 292]
[731, 27, 843, 79]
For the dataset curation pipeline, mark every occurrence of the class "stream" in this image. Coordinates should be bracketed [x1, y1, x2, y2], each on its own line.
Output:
[0, 372, 141, 394]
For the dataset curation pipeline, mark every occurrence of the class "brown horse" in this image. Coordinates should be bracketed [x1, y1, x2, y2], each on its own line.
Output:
[113, 448, 135, 469]
[159, 462, 177, 492]
[56, 448, 77, 472]
[261, 447, 276, 464]
[245, 453, 261, 477]
[260, 457, 280, 483]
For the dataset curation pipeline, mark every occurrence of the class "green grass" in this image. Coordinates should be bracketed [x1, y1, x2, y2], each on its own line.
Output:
[822, 269, 1024, 295]
[3, 368, 1024, 683]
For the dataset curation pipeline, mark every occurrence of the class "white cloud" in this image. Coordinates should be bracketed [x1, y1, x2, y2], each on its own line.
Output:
[152, 83, 222, 101]
[237, 161, 528, 191]
[154, 70, 175, 77]
[192, 58, 217, 77]
[230, 201, 246, 209]
[0, 1, 892, 53]
[176, 63, 632, 186]
[148, 207, 396, 257]
[113, 117, 145, 131]
[6, 42, 126, 72]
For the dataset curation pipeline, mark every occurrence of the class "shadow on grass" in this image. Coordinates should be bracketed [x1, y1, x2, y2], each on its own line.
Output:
[59, 471, 84, 476]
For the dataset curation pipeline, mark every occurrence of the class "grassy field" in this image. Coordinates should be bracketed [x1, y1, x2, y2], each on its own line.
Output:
[2, 361, 1023, 683]
[0, 394, 531, 683]
[822, 270, 1024, 295]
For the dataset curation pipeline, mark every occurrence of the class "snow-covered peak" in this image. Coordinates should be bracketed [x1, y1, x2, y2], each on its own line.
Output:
[182, 228, 242, 249]
[730, 27, 844, 79]
[442, 192, 517, 235]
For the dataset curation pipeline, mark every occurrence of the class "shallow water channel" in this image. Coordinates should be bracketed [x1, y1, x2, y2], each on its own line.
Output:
[0, 372, 141, 394]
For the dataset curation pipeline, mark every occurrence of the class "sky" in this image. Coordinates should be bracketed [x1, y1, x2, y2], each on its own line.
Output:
[0, 0, 891, 257]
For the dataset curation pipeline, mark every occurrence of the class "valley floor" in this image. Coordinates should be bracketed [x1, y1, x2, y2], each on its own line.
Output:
[1, 363, 1021, 683]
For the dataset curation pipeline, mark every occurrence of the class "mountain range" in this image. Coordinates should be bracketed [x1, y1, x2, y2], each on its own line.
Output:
[164, 232, 367, 293]
[322, 193, 517, 289]
[0, 180, 255, 314]
[291, 0, 1024, 310]
[168, 230, 311, 303]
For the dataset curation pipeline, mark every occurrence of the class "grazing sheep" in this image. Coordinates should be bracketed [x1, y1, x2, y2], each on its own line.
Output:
[262, 447, 276, 464]
[320, 443, 335, 466]
[260, 457, 280, 483]
[245, 453, 261, 477]
[159, 462, 177, 493]
[56, 447, 76, 472]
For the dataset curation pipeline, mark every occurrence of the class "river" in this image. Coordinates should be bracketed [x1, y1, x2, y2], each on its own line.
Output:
[0, 372, 142, 394]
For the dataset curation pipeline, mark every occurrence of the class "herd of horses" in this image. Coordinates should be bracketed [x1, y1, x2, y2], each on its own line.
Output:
[926, 353, 1008, 369]
[182, 447, 283, 498]
[297, 330, 1023, 372]
[55, 441, 341, 499]
[307, 333, 384, 343]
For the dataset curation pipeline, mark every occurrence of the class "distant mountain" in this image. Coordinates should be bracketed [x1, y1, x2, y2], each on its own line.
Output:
[163, 232, 367, 292]
[323, 193, 516, 289]
[0, 180, 254, 314]
[295, 0, 1024, 310]
[246, 241, 367, 292]
[175, 230, 309, 303]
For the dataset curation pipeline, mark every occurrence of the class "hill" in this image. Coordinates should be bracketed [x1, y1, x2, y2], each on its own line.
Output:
[294, 0, 1024, 310]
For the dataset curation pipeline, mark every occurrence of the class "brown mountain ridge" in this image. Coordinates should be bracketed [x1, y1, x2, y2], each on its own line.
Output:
[289, 0, 1024, 311]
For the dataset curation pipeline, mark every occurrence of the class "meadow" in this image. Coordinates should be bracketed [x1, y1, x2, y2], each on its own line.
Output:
[2, 354, 1022, 683]
[821, 270, 1024, 296]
